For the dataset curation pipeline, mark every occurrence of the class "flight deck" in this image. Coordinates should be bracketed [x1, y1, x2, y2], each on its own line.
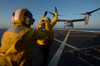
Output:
[34, 30, 100, 66]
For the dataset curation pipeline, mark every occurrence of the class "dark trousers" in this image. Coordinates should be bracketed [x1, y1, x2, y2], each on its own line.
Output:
[37, 45, 50, 66]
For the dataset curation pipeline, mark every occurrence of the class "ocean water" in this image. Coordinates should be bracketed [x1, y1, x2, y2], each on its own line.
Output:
[0, 28, 100, 46]
[0, 28, 7, 46]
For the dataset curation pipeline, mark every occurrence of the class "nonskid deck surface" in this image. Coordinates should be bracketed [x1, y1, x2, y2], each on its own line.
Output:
[48, 30, 100, 66]
[0, 29, 100, 66]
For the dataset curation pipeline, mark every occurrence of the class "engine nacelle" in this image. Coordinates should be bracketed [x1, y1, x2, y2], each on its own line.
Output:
[85, 14, 89, 25]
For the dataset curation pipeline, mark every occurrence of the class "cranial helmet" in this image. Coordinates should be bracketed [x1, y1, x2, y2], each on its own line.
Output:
[42, 17, 51, 23]
[12, 8, 35, 26]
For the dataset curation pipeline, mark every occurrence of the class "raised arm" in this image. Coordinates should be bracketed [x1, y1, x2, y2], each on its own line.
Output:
[50, 7, 58, 29]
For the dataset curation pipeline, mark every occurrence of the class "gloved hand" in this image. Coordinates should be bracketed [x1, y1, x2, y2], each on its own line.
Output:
[55, 7, 57, 13]
[44, 11, 48, 16]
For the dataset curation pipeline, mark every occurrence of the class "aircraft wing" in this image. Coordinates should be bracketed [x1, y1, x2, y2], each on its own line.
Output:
[57, 19, 84, 22]
[68, 19, 85, 22]
[57, 19, 68, 22]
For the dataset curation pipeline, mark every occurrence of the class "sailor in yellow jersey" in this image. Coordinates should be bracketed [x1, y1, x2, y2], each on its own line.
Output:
[0, 8, 53, 66]
[37, 7, 58, 66]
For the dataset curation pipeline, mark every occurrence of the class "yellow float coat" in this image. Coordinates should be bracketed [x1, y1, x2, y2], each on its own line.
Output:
[37, 10, 58, 45]
[0, 24, 48, 66]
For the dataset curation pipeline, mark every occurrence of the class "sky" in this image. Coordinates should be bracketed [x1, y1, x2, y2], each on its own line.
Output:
[0, 0, 100, 29]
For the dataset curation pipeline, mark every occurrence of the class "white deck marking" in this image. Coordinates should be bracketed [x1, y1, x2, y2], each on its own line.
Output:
[54, 38, 79, 50]
[65, 43, 79, 50]
[91, 55, 100, 60]
[48, 30, 100, 66]
[69, 35, 99, 37]
[48, 30, 70, 66]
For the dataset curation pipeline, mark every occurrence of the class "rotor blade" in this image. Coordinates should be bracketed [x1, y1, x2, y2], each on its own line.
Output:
[49, 11, 55, 16]
[88, 8, 100, 14]
[49, 11, 61, 16]
[80, 8, 100, 15]
[80, 13, 86, 15]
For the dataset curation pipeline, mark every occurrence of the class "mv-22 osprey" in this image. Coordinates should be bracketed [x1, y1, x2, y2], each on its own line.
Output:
[49, 8, 100, 28]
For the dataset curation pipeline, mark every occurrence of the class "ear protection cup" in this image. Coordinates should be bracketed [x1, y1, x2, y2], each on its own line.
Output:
[24, 16, 35, 25]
